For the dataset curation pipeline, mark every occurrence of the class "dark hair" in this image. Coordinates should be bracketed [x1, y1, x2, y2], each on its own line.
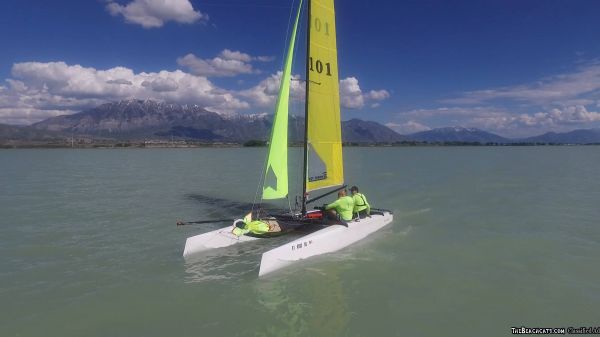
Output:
[350, 186, 359, 192]
[234, 220, 246, 229]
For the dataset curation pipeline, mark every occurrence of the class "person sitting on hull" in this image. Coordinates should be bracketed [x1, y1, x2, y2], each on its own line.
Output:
[350, 186, 371, 219]
[232, 218, 281, 236]
[324, 189, 354, 224]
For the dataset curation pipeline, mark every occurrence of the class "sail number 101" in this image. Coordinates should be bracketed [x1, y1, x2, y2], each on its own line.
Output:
[314, 18, 329, 35]
[309, 57, 332, 76]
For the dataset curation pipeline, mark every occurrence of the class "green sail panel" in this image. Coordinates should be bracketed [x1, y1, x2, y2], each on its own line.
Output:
[262, 0, 303, 200]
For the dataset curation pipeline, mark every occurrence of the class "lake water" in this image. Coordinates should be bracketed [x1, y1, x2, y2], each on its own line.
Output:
[1, 147, 599, 337]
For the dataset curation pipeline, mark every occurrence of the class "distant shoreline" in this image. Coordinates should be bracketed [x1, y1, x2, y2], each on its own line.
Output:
[1, 140, 599, 149]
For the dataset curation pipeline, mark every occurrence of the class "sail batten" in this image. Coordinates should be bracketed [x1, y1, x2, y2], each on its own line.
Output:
[262, 0, 303, 200]
[305, 0, 343, 193]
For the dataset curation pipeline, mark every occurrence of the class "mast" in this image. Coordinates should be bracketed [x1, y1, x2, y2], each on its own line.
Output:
[301, 0, 312, 215]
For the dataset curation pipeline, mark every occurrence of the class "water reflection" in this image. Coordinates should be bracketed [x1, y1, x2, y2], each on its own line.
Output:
[252, 267, 351, 337]
[183, 242, 264, 283]
[185, 194, 255, 215]
[182, 234, 303, 283]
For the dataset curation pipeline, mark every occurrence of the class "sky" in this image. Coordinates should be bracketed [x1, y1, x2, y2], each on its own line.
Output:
[2, 0, 600, 137]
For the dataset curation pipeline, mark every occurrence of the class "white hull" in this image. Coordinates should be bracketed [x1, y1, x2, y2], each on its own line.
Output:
[258, 211, 393, 277]
[182, 225, 260, 258]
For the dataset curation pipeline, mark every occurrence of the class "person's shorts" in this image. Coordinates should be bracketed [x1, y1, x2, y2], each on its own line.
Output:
[356, 209, 369, 219]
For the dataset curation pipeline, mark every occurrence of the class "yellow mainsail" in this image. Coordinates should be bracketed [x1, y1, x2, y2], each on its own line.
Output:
[305, 0, 343, 192]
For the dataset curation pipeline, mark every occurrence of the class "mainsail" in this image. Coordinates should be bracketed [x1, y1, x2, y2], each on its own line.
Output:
[262, 0, 303, 200]
[305, 0, 343, 192]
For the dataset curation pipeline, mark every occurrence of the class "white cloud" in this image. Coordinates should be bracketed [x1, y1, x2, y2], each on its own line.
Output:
[446, 62, 600, 106]
[107, 0, 206, 28]
[177, 49, 274, 78]
[218, 49, 274, 63]
[219, 49, 252, 62]
[467, 106, 600, 137]
[423, 61, 600, 136]
[339, 77, 389, 109]
[240, 74, 389, 110]
[367, 89, 390, 101]
[339, 77, 364, 109]
[177, 50, 267, 77]
[516, 105, 600, 126]
[385, 121, 431, 134]
[390, 105, 600, 137]
[141, 78, 179, 92]
[0, 107, 71, 126]
[239, 71, 304, 108]
[256, 56, 276, 62]
[392, 106, 527, 136]
[0, 61, 249, 124]
[106, 79, 133, 85]
[0, 60, 389, 126]
[400, 106, 509, 119]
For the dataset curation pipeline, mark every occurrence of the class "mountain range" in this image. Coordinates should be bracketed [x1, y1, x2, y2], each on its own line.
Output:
[2, 100, 406, 144]
[409, 127, 510, 143]
[1, 100, 599, 145]
[520, 129, 600, 144]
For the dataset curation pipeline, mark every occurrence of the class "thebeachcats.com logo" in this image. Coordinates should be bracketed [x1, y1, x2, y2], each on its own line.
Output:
[510, 326, 600, 334]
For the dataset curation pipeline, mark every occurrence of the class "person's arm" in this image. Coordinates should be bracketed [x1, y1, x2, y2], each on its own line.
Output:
[232, 227, 250, 236]
[352, 195, 361, 212]
[361, 194, 371, 214]
[325, 199, 339, 210]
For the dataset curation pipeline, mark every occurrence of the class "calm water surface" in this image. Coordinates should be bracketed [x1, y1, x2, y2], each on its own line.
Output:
[1, 147, 599, 337]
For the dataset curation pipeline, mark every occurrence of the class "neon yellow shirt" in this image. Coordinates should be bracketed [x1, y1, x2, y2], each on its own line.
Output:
[232, 220, 270, 236]
[352, 193, 370, 215]
[325, 196, 354, 221]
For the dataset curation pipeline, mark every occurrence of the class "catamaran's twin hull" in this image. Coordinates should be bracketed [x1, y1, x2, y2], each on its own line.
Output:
[182, 226, 260, 257]
[258, 211, 393, 276]
[182, 211, 393, 276]
[182, 215, 316, 257]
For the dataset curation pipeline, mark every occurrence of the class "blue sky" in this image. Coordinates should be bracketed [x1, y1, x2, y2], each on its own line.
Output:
[2, 0, 600, 137]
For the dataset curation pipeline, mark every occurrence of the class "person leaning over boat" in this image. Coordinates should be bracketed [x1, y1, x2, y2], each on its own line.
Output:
[350, 186, 371, 219]
[232, 219, 274, 236]
[324, 189, 354, 222]
[231, 219, 281, 236]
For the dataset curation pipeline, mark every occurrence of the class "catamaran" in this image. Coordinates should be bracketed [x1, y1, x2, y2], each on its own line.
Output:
[183, 0, 393, 276]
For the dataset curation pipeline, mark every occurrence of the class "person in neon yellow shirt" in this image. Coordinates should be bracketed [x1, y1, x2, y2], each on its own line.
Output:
[232, 219, 269, 236]
[232, 218, 282, 237]
[324, 189, 354, 222]
[350, 186, 371, 219]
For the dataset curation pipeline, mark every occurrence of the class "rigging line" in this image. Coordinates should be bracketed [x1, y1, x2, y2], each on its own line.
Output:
[285, 0, 306, 215]
[287, 196, 293, 214]
[291, 1, 305, 211]
[251, 0, 298, 214]
[277, 0, 297, 89]
[301, 0, 312, 215]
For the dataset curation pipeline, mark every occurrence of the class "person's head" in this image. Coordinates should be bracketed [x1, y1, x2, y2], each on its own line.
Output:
[338, 189, 346, 197]
[234, 219, 246, 229]
[350, 186, 359, 195]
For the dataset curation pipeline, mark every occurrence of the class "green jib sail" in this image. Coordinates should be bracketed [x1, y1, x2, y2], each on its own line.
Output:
[262, 0, 303, 200]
